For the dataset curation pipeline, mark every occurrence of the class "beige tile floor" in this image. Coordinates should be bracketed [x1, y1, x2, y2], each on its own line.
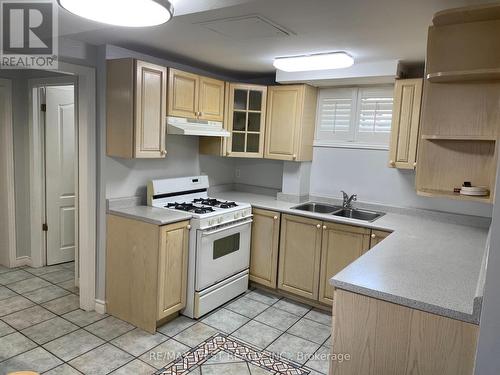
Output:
[0, 263, 332, 374]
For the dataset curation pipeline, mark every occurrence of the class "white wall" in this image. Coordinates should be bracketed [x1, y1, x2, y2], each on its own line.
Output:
[233, 158, 284, 190]
[106, 136, 235, 199]
[309, 147, 493, 217]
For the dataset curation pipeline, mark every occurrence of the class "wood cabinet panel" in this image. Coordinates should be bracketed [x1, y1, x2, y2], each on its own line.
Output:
[278, 214, 322, 300]
[265, 87, 301, 159]
[249, 209, 280, 288]
[157, 221, 189, 319]
[332, 289, 478, 375]
[318, 223, 370, 305]
[106, 214, 190, 333]
[106, 215, 160, 333]
[388, 79, 422, 169]
[168, 69, 199, 118]
[135, 61, 167, 158]
[107, 59, 167, 159]
[199, 76, 225, 121]
[265, 84, 317, 161]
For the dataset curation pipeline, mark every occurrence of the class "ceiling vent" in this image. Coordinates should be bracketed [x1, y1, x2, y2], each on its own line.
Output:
[196, 15, 293, 39]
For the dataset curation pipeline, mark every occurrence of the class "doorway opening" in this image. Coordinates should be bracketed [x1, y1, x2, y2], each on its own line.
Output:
[0, 62, 96, 312]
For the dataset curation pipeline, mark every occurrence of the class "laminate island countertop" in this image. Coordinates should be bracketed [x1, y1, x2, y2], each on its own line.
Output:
[212, 191, 490, 324]
[107, 205, 192, 226]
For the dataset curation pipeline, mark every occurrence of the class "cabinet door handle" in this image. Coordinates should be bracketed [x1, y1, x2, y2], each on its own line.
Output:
[323, 225, 327, 230]
[292, 154, 297, 160]
[160, 150, 167, 156]
[413, 162, 417, 168]
[273, 216, 278, 220]
[371, 233, 376, 239]
[316, 224, 321, 229]
[389, 160, 396, 167]
[187, 225, 192, 230]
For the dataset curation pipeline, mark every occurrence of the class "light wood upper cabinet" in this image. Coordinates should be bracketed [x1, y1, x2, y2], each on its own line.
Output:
[107, 59, 167, 159]
[318, 223, 371, 305]
[226, 83, 267, 158]
[249, 209, 280, 288]
[157, 221, 189, 320]
[168, 69, 199, 119]
[388, 79, 423, 169]
[168, 68, 225, 122]
[278, 214, 322, 300]
[265, 85, 318, 161]
[106, 214, 190, 333]
[199, 76, 225, 121]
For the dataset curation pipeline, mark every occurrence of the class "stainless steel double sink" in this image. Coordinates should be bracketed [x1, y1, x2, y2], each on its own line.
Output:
[291, 202, 384, 222]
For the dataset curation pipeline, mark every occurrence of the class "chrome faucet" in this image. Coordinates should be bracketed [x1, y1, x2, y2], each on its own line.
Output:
[341, 191, 357, 209]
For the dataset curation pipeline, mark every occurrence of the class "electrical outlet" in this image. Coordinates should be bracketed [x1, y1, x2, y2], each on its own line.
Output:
[235, 168, 241, 178]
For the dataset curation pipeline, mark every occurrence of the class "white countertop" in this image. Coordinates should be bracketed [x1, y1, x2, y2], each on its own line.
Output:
[211, 191, 489, 324]
[108, 205, 192, 226]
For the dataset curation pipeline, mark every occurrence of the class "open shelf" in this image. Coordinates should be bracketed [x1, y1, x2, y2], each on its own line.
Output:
[417, 188, 492, 203]
[427, 68, 500, 83]
[421, 135, 497, 141]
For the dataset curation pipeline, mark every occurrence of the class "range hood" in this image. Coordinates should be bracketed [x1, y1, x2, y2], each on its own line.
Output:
[167, 116, 230, 137]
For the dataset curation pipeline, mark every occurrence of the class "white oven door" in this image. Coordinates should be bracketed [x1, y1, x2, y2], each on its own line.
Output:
[195, 219, 252, 291]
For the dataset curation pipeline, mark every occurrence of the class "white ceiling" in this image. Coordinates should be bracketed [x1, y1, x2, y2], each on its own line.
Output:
[59, 0, 486, 76]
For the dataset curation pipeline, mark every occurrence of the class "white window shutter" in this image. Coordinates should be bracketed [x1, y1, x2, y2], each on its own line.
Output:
[355, 87, 394, 146]
[315, 88, 357, 142]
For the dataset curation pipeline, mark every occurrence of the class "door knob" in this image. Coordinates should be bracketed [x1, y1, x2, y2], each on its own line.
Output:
[389, 160, 395, 167]
[316, 224, 321, 229]
[273, 216, 278, 220]
[323, 225, 327, 230]
[371, 233, 376, 239]
[160, 150, 167, 156]
[187, 225, 191, 230]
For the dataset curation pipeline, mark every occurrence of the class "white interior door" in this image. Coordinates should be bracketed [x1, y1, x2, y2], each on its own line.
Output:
[45, 86, 76, 265]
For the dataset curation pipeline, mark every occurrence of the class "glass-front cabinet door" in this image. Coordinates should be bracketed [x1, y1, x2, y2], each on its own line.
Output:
[226, 83, 267, 158]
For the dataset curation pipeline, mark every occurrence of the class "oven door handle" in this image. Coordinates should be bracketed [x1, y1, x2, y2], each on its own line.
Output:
[200, 218, 253, 237]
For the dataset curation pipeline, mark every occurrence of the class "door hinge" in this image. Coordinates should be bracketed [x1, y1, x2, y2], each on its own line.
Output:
[40, 104, 46, 112]
[42, 223, 48, 231]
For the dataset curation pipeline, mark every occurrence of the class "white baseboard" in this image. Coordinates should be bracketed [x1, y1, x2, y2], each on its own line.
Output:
[95, 299, 107, 314]
[13, 256, 32, 267]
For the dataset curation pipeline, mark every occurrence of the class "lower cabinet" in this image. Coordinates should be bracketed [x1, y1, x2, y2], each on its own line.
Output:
[370, 229, 391, 247]
[106, 214, 190, 333]
[318, 223, 371, 305]
[278, 214, 323, 300]
[249, 208, 280, 288]
[250, 212, 391, 307]
[157, 221, 190, 320]
[332, 289, 478, 375]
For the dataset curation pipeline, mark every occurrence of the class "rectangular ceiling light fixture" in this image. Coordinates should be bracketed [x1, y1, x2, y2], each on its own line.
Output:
[273, 52, 354, 72]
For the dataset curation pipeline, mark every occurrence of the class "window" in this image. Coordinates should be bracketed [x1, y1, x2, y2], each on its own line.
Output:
[315, 86, 394, 148]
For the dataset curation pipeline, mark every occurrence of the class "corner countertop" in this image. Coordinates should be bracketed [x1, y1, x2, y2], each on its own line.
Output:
[211, 191, 490, 324]
[108, 205, 192, 226]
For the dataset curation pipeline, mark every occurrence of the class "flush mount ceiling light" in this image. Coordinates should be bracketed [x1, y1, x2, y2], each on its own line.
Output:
[57, 0, 174, 27]
[273, 52, 354, 72]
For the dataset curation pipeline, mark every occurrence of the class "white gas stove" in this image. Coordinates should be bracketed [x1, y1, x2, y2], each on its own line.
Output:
[147, 176, 252, 319]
